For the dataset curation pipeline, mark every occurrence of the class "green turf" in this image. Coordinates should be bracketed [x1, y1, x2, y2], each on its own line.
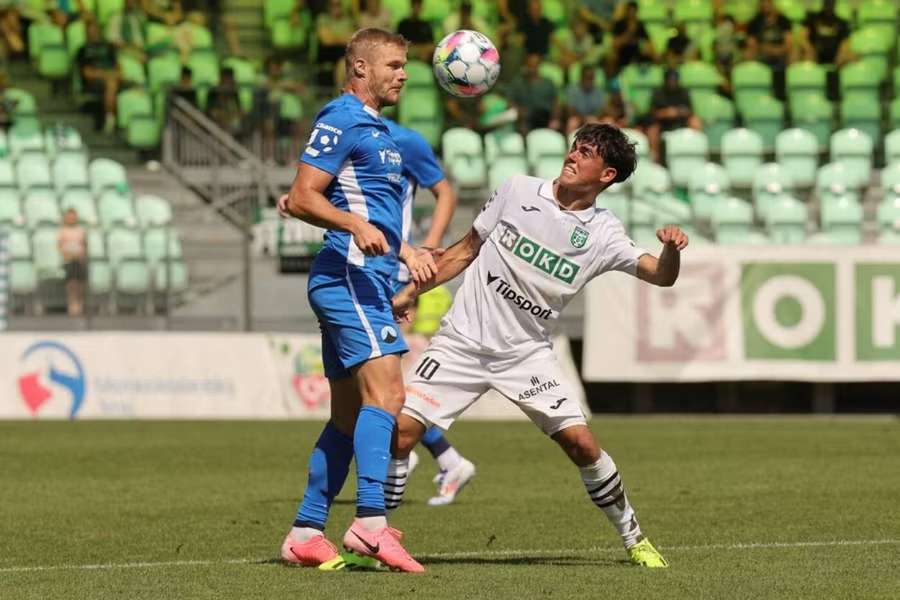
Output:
[1, 418, 899, 599]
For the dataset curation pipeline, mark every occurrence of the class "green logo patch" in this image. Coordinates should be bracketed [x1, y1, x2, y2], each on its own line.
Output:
[570, 226, 589, 248]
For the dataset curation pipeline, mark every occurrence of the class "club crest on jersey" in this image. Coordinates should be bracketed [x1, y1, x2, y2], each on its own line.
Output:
[570, 226, 589, 248]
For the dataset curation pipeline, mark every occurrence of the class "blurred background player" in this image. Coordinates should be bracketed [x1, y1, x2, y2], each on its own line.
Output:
[389, 124, 685, 568]
[384, 117, 477, 507]
[277, 28, 434, 573]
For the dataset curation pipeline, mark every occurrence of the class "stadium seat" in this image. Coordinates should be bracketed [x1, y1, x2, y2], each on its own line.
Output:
[97, 0, 125, 25]
[28, 22, 64, 62]
[143, 226, 183, 266]
[647, 192, 693, 227]
[264, 0, 293, 29]
[89, 158, 128, 196]
[850, 28, 890, 83]
[663, 128, 707, 188]
[679, 61, 721, 101]
[4, 88, 37, 120]
[830, 129, 874, 187]
[815, 196, 862, 245]
[66, 20, 85, 58]
[623, 128, 650, 161]
[787, 62, 826, 113]
[672, 0, 713, 40]
[694, 93, 734, 152]
[688, 162, 730, 221]
[597, 183, 629, 226]
[775, 128, 818, 188]
[0, 188, 22, 225]
[98, 191, 136, 229]
[629, 200, 659, 247]
[0, 160, 14, 187]
[619, 63, 663, 116]
[60, 189, 98, 226]
[38, 44, 70, 80]
[8, 121, 45, 158]
[397, 87, 441, 129]
[525, 128, 567, 168]
[31, 226, 64, 283]
[791, 93, 834, 150]
[23, 189, 60, 228]
[270, 15, 309, 50]
[45, 125, 84, 158]
[840, 96, 881, 145]
[86, 227, 107, 261]
[6, 225, 30, 259]
[135, 195, 174, 228]
[890, 99, 900, 131]
[442, 127, 486, 188]
[776, 0, 806, 21]
[534, 156, 563, 180]
[16, 155, 52, 192]
[148, 55, 181, 93]
[638, 1, 668, 28]
[712, 197, 760, 244]
[404, 60, 434, 89]
[9, 258, 37, 297]
[766, 196, 808, 244]
[106, 227, 145, 265]
[52, 154, 89, 193]
[741, 95, 784, 150]
[732, 61, 772, 112]
[153, 258, 189, 295]
[876, 196, 900, 243]
[885, 131, 900, 165]
[484, 130, 525, 165]
[488, 156, 529, 191]
[538, 62, 565, 89]
[839, 61, 878, 106]
[752, 162, 794, 220]
[632, 161, 672, 204]
[721, 128, 763, 188]
[816, 162, 862, 205]
[118, 54, 147, 86]
[859, 0, 897, 36]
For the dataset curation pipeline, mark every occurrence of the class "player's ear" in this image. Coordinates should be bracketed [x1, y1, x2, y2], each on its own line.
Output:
[353, 57, 367, 79]
[601, 166, 618, 184]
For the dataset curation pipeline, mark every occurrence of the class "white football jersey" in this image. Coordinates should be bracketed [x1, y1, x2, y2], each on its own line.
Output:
[441, 175, 648, 353]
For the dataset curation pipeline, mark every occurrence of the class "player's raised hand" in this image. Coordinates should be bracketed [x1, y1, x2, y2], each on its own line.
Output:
[656, 225, 689, 251]
[353, 221, 390, 256]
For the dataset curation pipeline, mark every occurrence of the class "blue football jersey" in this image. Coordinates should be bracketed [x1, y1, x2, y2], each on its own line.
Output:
[301, 94, 405, 278]
[384, 119, 445, 286]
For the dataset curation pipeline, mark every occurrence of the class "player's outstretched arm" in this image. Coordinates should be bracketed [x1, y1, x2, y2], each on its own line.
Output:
[392, 227, 483, 320]
[279, 163, 389, 256]
[635, 224, 688, 287]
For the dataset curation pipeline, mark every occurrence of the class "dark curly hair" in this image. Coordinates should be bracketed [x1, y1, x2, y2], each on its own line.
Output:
[573, 123, 638, 184]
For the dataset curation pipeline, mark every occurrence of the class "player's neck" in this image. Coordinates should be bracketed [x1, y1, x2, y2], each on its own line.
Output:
[345, 80, 381, 113]
[553, 180, 597, 212]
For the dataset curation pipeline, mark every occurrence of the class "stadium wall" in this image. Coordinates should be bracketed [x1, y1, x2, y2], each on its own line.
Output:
[1, 333, 586, 420]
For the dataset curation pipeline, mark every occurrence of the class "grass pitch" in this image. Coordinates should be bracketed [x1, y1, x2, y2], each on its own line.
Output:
[1, 417, 898, 599]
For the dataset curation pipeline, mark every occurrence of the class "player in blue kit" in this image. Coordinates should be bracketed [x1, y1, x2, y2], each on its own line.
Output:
[383, 119, 477, 508]
[277, 28, 435, 573]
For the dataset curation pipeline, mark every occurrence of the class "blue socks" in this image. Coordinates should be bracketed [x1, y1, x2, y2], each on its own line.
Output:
[421, 426, 451, 459]
[293, 421, 354, 530]
[354, 405, 396, 518]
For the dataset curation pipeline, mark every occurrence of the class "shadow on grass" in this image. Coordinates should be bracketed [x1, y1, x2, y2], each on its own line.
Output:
[421, 555, 625, 567]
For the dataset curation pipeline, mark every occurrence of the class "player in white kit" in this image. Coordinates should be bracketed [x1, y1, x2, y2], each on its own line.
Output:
[386, 124, 687, 568]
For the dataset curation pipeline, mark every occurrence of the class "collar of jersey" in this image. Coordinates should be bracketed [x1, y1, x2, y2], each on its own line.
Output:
[341, 92, 381, 118]
[538, 180, 597, 224]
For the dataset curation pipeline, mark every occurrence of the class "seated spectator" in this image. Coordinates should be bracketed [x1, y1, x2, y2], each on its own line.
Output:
[664, 23, 698, 68]
[712, 14, 743, 76]
[551, 18, 602, 74]
[746, 0, 792, 99]
[646, 68, 701, 162]
[506, 52, 561, 132]
[609, 1, 654, 75]
[397, 0, 433, 63]
[444, 92, 517, 133]
[206, 66, 243, 136]
[598, 86, 632, 129]
[58, 208, 87, 316]
[353, 0, 391, 31]
[442, 1, 491, 39]
[173, 10, 211, 61]
[0, 5, 25, 60]
[798, 0, 852, 98]
[259, 56, 304, 163]
[315, 0, 354, 90]
[565, 64, 605, 135]
[518, 0, 554, 58]
[497, 0, 527, 29]
[172, 66, 197, 107]
[76, 19, 121, 133]
[577, 0, 617, 41]
[105, 0, 147, 60]
[142, 0, 183, 26]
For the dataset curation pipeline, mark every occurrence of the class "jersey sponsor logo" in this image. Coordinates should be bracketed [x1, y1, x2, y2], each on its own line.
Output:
[519, 375, 560, 400]
[380, 325, 398, 343]
[497, 222, 581, 284]
[486, 271, 553, 320]
[571, 226, 589, 248]
[378, 148, 402, 166]
[305, 123, 343, 156]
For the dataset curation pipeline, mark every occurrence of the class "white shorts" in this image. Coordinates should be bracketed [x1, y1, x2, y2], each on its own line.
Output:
[402, 329, 587, 436]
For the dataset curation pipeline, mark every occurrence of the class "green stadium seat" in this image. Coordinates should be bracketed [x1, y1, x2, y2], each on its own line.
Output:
[840, 97, 881, 145]
[775, 128, 818, 188]
[106, 227, 144, 265]
[115, 257, 151, 304]
[31, 226, 64, 284]
[859, 0, 898, 38]
[753, 162, 794, 221]
[597, 183, 630, 226]
[136, 194, 173, 227]
[8, 121, 45, 158]
[840, 61, 878, 105]
[118, 54, 147, 86]
[776, 0, 806, 21]
[815, 196, 862, 245]
[732, 61, 772, 112]
[65, 20, 85, 58]
[45, 125, 84, 158]
[0, 160, 14, 187]
[405, 60, 435, 89]
[722, 0, 756, 22]
[9, 258, 37, 296]
[629, 200, 659, 247]
[850, 28, 891, 83]
[23, 189, 60, 228]
[421, 0, 452, 26]
[89, 158, 128, 196]
[28, 22, 64, 62]
[673, 0, 713, 40]
[4, 88, 38, 120]
[38, 44, 70, 79]
[489, 156, 529, 191]
[648, 192, 692, 226]
[148, 55, 181, 93]
[876, 195, 900, 243]
[623, 128, 649, 161]
[679, 61, 721, 102]
[694, 93, 734, 152]
[398, 86, 440, 125]
[830, 128, 873, 186]
[271, 16, 309, 50]
[126, 115, 161, 149]
[890, 98, 900, 131]
[787, 62, 826, 113]
[143, 226, 183, 267]
[816, 162, 862, 205]
[540, 0, 567, 25]
[16, 155, 52, 192]
[60, 189, 97, 226]
[567, 62, 606, 89]
[688, 162, 730, 221]
[7, 226, 31, 258]
[880, 163, 900, 203]
[791, 93, 833, 149]
[638, 1, 669, 28]
[525, 128, 567, 169]
[87, 259, 113, 298]
[534, 156, 563, 180]
[632, 161, 672, 202]
[765, 195, 808, 243]
[712, 196, 758, 244]
[97, 0, 125, 25]
[153, 259, 188, 295]
[485, 130, 525, 166]
[86, 228, 106, 260]
[264, 0, 294, 29]
[52, 154, 89, 192]
[885, 131, 900, 166]
[721, 128, 763, 188]
[280, 93, 303, 122]
[98, 191, 136, 229]
[0, 189, 22, 225]
[442, 129, 486, 188]
[620, 63, 663, 117]
[663, 128, 708, 188]
[538, 62, 565, 89]
[741, 95, 783, 150]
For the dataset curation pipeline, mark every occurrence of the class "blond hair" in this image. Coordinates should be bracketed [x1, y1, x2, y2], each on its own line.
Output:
[344, 28, 409, 78]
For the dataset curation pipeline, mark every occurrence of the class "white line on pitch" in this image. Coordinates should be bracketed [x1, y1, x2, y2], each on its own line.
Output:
[1, 539, 898, 574]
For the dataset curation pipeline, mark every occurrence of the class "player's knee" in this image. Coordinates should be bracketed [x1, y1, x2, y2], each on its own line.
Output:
[553, 426, 600, 467]
[393, 414, 425, 457]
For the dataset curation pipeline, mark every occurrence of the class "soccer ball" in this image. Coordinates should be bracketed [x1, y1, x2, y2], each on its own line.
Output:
[432, 30, 501, 98]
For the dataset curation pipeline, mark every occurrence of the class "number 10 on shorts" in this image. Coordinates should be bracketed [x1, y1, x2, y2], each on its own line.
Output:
[415, 357, 441, 380]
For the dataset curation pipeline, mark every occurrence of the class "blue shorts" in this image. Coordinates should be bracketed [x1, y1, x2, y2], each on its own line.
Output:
[308, 268, 408, 380]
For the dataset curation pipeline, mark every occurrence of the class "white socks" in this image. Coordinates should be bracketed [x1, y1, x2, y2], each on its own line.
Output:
[579, 451, 643, 548]
[290, 526, 322, 542]
[385, 457, 410, 512]
[436, 446, 462, 472]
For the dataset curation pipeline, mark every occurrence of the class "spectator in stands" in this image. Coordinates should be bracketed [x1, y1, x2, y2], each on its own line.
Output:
[609, 1, 654, 75]
[259, 56, 304, 164]
[518, 0, 554, 57]
[551, 17, 602, 75]
[206, 66, 243, 136]
[173, 10, 210, 61]
[497, 0, 527, 28]
[353, 0, 391, 31]
[76, 19, 121, 133]
[58, 208, 87, 317]
[564, 64, 605, 135]
[646, 68, 701, 162]
[397, 0, 433, 63]
[712, 14, 742, 75]
[798, 0, 852, 98]
[0, 4, 25, 60]
[746, 0, 792, 99]
[442, 1, 490, 39]
[598, 84, 632, 129]
[105, 0, 147, 60]
[506, 52, 561, 132]
[315, 0, 354, 90]
[142, 0, 183, 26]
[48, 0, 89, 27]
[664, 23, 698, 68]
[577, 0, 617, 41]
[172, 65, 197, 107]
